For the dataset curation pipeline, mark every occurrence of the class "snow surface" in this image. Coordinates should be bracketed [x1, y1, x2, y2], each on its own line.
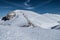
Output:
[0, 10, 60, 40]
[43, 13, 60, 22]
[0, 25, 60, 40]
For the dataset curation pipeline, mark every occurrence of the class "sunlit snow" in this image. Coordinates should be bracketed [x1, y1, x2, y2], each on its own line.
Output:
[0, 10, 60, 40]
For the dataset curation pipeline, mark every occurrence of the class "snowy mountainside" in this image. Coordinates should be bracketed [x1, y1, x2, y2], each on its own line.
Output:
[43, 13, 60, 22]
[0, 10, 60, 40]
[0, 10, 60, 29]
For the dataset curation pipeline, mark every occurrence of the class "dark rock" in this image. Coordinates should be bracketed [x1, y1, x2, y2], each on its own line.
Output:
[2, 16, 9, 21]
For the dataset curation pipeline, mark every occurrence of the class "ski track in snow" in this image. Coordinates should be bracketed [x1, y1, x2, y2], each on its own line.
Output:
[0, 10, 60, 40]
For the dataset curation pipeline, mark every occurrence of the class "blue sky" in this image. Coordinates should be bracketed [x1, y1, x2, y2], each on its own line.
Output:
[0, 0, 60, 17]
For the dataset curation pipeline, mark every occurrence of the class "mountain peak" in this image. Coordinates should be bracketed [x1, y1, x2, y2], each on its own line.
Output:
[0, 10, 60, 29]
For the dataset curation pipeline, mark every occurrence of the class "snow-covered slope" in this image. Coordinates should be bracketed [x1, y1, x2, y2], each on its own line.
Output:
[0, 25, 60, 40]
[43, 13, 60, 22]
[0, 10, 60, 40]
[0, 10, 60, 29]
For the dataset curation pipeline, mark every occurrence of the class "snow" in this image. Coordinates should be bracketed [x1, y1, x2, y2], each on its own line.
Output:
[0, 10, 60, 40]
[43, 13, 60, 22]
[0, 25, 60, 40]
[23, 13, 58, 29]
[13, 10, 59, 29]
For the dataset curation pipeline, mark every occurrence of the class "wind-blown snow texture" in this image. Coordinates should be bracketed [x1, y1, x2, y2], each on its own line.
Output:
[0, 10, 60, 40]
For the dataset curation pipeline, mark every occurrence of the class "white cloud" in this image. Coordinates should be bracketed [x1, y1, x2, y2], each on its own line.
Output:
[24, 0, 34, 9]
[26, 7, 34, 9]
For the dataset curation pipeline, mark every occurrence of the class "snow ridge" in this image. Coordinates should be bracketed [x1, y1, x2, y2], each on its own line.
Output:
[0, 10, 60, 29]
[0, 10, 60, 40]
